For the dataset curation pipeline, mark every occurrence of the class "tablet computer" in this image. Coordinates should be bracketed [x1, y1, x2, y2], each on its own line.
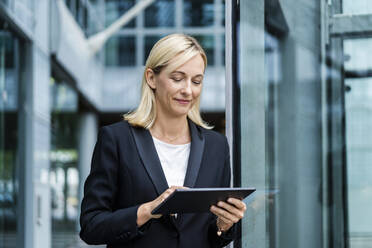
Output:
[151, 187, 256, 215]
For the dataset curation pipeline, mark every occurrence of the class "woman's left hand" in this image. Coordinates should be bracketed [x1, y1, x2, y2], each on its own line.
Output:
[210, 198, 247, 233]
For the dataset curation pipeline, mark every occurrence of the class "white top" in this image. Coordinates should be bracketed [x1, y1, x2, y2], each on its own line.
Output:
[152, 136, 191, 187]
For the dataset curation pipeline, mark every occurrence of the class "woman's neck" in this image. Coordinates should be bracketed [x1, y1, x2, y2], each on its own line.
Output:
[150, 115, 190, 144]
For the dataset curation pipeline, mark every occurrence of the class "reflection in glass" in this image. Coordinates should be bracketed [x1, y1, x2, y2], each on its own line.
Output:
[345, 79, 372, 238]
[105, 36, 136, 66]
[50, 78, 78, 112]
[183, 0, 214, 27]
[50, 154, 79, 222]
[50, 80, 80, 246]
[0, 29, 19, 248]
[344, 41, 372, 248]
[105, 0, 135, 28]
[145, 0, 174, 27]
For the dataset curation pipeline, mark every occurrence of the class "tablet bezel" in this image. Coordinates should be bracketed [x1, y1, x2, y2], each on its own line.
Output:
[151, 187, 256, 215]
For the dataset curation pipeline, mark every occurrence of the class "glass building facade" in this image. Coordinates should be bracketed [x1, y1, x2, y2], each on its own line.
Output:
[0, 23, 20, 248]
[104, 0, 225, 68]
[0, 0, 371, 247]
[226, 0, 372, 247]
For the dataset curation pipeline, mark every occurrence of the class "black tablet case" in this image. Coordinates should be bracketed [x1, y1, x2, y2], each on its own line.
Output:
[151, 188, 256, 215]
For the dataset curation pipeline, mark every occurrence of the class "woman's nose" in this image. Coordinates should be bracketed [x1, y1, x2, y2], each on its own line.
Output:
[181, 79, 192, 95]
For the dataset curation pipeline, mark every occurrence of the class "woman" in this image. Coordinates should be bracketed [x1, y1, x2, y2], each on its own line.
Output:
[80, 34, 247, 248]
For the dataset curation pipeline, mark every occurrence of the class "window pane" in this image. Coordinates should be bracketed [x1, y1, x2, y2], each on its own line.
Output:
[50, 79, 78, 113]
[105, 0, 135, 28]
[183, 0, 214, 27]
[345, 78, 372, 246]
[49, 95, 80, 245]
[0, 30, 19, 248]
[193, 35, 214, 66]
[145, 35, 214, 66]
[105, 36, 136, 66]
[343, 0, 372, 15]
[344, 38, 372, 72]
[145, 0, 175, 27]
[144, 35, 162, 64]
[221, 0, 226, 26]
[344, 38, 372, 248]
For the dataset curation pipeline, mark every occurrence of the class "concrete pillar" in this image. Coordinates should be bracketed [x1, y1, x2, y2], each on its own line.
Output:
[77, 112, 98, 231]
[17, 1, 52, 247]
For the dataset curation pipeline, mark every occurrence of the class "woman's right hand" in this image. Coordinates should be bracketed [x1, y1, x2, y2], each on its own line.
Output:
[136, 186, 187, 227]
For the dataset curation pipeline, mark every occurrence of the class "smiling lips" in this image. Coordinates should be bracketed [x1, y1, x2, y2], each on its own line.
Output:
[175, 98, 191, 105]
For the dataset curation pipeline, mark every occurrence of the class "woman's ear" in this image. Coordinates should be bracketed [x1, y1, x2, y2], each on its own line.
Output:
[145, 68, 156, 90]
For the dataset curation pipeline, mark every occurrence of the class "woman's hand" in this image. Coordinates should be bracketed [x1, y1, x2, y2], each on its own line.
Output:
[137, 186, 187, 227]
[210, 198, 247, 233]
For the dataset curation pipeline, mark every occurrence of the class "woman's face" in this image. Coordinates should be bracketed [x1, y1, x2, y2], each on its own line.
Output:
[147, 54, 205, 119]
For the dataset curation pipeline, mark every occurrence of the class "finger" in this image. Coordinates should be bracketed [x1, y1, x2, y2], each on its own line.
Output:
[156, 189, 175, 204]
[169, 186, 187, 190]
[162, 186, 186, 198]
[217, 201, 244, 219]
[211, 208, 236, 226]
[152, 213, 162, 219]
[227, 198, 247, 211]
[210, 205, 240, 223]
[217, 215, 234, 226]
[165, 187, 177, 195]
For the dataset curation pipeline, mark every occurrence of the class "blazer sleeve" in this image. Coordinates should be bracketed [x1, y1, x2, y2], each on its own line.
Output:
[79, 126, 148, 245]
[208, 136, 237, 247]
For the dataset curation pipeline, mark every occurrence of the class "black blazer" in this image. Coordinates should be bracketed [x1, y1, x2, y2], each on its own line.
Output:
[80, 120, 236, 248]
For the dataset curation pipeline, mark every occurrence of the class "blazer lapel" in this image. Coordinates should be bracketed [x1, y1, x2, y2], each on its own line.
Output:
[130, 120, 205, 194]
[130, 126, 169, 195]
[183, 120, 205, 188]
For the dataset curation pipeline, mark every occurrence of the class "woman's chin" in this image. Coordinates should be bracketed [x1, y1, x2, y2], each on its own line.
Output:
[169, 110, 189, 118]
[169, 106, 191, 117]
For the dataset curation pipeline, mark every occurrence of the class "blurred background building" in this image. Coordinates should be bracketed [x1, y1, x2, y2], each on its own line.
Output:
[0, 0, 372, 248]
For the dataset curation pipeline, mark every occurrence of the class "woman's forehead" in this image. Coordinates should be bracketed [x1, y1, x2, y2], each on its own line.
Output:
[165, 54, 205, 75]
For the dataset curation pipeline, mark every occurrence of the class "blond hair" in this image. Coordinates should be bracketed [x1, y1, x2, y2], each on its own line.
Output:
[124, 33, 212, 129]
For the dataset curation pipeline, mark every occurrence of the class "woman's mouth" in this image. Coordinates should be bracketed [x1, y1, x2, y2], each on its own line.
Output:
[175, 98, 191, 105]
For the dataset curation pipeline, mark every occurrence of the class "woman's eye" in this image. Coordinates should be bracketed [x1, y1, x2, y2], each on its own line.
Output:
[193, 81, 201, 85]
[172, 78, 182, 82]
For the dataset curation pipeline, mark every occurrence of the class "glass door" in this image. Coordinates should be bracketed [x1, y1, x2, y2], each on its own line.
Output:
[329, 1, 372, 247]
[226, 0, 371, 247]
